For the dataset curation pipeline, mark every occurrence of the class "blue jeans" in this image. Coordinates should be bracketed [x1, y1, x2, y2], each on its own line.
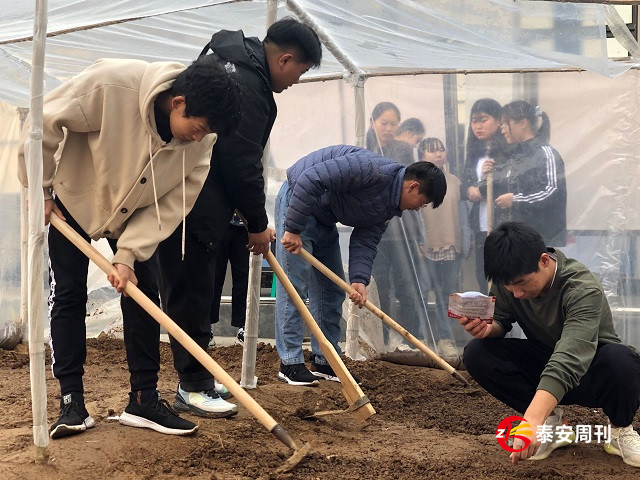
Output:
[275, 182, 345, 366]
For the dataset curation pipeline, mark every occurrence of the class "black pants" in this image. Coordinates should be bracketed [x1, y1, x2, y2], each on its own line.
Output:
[157, 179, 234, 391]
[473, 230, 488, 294]
[48, 200, 160, 397]
[425, 256, 460, 340]
[371, 218, 422, 338]
[157, 227, 219, 391]
[463, 338, 640, 427]
[210, 224, 249, 328]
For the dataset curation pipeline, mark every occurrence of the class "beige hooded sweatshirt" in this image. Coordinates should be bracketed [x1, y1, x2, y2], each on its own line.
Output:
[18, 58, 216, 270]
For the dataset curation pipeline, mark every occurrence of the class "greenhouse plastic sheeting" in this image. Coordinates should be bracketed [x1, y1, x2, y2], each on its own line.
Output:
[0, 1, 636, 106]
[268, 69, 640, 356]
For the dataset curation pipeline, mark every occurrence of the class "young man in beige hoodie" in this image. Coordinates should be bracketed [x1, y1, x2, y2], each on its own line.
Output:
[18, 57, 242, 439]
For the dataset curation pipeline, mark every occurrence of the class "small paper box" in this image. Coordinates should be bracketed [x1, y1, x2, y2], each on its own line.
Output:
[447, 291, 496, 323]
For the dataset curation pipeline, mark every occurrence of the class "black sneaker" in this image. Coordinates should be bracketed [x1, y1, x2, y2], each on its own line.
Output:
[236, 327, 245, 345]
[311, 358, 361, 385]
[50, 393, 96, 439]
[119, 392, 198, 436]
[277, 363, 320, 386]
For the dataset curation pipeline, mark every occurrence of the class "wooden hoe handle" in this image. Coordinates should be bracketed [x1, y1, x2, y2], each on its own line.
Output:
[298, 248, 469, 386]
[49, 212, 301, 450]
[265, 250, 375, 423]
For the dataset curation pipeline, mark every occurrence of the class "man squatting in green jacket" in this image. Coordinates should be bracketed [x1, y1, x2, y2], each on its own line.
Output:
[459, 221, 640, 467]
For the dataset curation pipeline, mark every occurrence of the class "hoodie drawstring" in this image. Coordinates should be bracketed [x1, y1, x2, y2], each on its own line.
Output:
[148, 136, 162, 231]
[148, 136, 186, 261]
[182, 150, 186, 260]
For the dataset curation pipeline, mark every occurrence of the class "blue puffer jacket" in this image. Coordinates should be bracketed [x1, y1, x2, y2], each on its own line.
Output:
[285, 145, 405, 285]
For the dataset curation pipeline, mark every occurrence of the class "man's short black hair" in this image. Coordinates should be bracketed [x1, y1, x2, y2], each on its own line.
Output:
[404, 161, 447, 208]
[484, 221, 548, 285]
[264, 17, 322, 66]
[171, 58, 243, 136]
[397, 118, 425, 136]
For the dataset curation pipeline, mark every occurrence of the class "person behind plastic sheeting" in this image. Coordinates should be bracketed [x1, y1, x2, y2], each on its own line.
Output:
[17, 57, 243, 439]
[483, 100, 567, 247]
[156, 17, 322, 416]
[275, 145, 446, 386]
[460, 222, 640, 467]
[417, 138, 467, 362]
[366, 102, 415, 166]
[395, 117, 426, 162]
[367, 102, 426, 341]
[462, 98, 509, 294]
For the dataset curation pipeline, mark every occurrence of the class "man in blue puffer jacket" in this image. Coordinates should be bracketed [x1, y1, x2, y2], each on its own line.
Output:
[275, 145, 447, 385]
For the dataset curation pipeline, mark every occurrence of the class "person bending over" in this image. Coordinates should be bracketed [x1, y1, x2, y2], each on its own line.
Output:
[275, 145, 446, 385]
[18, 57, 242, 438]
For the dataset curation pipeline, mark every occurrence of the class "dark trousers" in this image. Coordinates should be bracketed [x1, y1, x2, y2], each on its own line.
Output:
[158, 227, 220, 391]
[463, 338, 640, 427]
[210, 224, 249, 329]
[425, 256, 460, 340]
[371, 218, 422, 338]
[48, 200, 160, 397]
[473, 230, 488, 294]
[157, 180, 234, 391]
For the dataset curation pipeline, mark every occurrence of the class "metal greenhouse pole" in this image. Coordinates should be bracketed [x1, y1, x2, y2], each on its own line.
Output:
[286, 0, 366, 141]
[23, 0, 50, 462]
[240, 0, 279, 388]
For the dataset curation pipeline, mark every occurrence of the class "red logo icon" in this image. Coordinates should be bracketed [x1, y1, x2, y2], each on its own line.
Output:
[496, 416, 533, 452]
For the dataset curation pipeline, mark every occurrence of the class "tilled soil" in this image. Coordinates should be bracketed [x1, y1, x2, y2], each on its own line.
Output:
[0, 337, 637, 479]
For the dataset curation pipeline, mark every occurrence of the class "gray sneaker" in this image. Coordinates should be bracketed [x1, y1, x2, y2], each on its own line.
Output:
[528, 408, 575, 461]
[605, 424, 640, 467]
[173, 384, 238, 418]
[214, 380, 232, 399]
[207, 333, 216, 350]
[437, 339, 459, 359]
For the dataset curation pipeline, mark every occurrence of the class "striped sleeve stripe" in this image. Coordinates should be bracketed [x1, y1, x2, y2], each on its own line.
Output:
[512, 145, 558, 204]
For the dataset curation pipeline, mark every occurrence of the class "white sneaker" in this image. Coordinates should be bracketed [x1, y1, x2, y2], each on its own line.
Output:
[437, 339, 459, 359]
[173, 384, 238, 418]
[207, 334, 216, 350]
[605, 425, 640, 467]
[236, 327, 245, 345]
[529, 408, 575, 461]
[214, 380, 232, 399]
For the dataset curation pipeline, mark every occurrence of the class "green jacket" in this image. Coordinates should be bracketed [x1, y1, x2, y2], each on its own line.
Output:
[491, 249, 620, 402]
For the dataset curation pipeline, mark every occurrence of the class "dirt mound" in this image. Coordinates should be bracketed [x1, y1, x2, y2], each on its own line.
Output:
[0, 338, 637, 479]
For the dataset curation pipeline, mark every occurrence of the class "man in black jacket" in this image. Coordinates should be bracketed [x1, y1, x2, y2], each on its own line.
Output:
[157, 17, 322, 418]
